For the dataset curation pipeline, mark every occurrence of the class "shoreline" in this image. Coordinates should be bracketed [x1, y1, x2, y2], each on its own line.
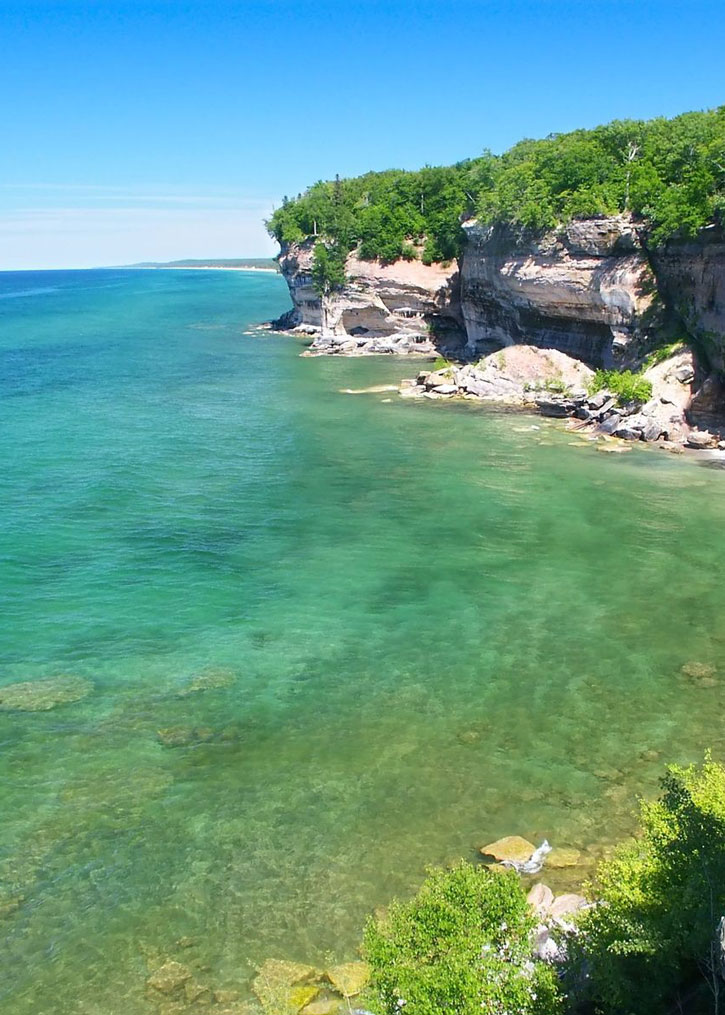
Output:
[121, 264, 279, 273]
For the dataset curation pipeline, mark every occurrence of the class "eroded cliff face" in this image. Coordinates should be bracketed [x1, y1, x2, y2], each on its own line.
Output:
[274, 218, 725, 386]
[276, 239, 462, 355]
[649, 227, 725, 371]
[460, 216, 658, 368]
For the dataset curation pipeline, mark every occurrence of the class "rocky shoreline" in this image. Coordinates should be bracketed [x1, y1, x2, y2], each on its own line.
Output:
[396, 343, 725, 450]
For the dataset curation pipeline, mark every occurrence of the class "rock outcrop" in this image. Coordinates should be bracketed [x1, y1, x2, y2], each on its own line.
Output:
[273, 216, 725, 430]
[275, 239, 462, 355]
[650, 226, 725, 371]
[460, 216, 657, 367]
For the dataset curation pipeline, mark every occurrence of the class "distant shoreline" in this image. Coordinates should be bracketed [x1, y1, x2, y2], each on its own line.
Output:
[121, 264, 279, 273]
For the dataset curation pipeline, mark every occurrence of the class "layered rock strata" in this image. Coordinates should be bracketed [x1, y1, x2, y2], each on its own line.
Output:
[275, 238, 462, 356]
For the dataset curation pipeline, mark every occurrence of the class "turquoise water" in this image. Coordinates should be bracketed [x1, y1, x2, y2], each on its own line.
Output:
[1, 268, 725, 1014]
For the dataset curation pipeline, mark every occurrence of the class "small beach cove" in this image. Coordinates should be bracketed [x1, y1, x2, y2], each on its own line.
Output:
[2, 269, 725, 1014]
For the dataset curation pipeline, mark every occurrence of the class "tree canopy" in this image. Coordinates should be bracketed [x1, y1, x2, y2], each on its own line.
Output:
[267, 107, 725, 263]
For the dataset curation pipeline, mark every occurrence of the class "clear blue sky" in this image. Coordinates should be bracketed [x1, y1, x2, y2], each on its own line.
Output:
[2, 0, 724, 268]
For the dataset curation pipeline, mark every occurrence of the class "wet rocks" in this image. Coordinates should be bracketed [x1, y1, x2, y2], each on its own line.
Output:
[325, 961, 370, 998]
[687, 429, 716, 448]
[547, 847, 582, 869]
[147, 960, 193, 995]
[252, 959, 319, 1014]
[480, 835, 536, 864]
[0, 675, 93, 712]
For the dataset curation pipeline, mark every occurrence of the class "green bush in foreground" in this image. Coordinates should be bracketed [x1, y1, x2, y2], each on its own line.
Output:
[574, 755, 725, 1014]
[588, 368, 653, 406]
[363, 862, 563, 1015]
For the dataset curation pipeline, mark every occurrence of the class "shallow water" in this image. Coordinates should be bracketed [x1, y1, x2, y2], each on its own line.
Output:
[1, 268, 724, 1014]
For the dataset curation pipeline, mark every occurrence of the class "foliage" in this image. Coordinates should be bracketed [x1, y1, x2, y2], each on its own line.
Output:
[431, 356, 453, 371]
[643, 340, 687, 368]
[362, 862, 563, 1015]
[267, 107, 725, 263]
[573, 756, 725, 1014]
[588, 368, 653, 405]
[310, 241, 347, 297]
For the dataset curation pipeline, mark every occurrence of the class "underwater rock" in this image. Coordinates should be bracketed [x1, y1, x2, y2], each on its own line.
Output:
[0, 674, 92, 711]
[302, 1000, 343, 1015]
[252, 959, 319, 1014]
[0, 896, 23, 919]
[146, 960, 192, 995]
[178, 667, 236, 697]
[325, 961, 370, 997]
[547, 847, 582, 869]
[681, 661, 718, 687]
[479, 835, 536, 864]
[156, 726, 215, 748]
[213, 989, 241, 1003]
[185, 978, 211, 1004]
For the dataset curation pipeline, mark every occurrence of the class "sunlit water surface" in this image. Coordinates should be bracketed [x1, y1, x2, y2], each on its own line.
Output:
[1, 268, 724, 1013]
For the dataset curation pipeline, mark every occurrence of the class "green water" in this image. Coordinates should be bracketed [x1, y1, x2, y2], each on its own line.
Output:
[1, 269, 724, 1014]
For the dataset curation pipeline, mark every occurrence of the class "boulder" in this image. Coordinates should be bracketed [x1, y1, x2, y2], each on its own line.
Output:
[429, 383, 458, 395]
[536, 398, 576, 418]
[325, 961, 370, 997]
[549, 894, 587, 922]
[527, 883, 554, 916]
[598, 415, 621, 435]
[147, 961, 192, 995]
[614, 426, 642, 441]
[252, 959, 319, 1015]
[424, 370, 454, 389]
[546, 847, 582, 869]
[587, 390, 610, 411]
[302, 1001, 343, 1015]
[642, 420, 665, 442]
[687, 430, 715, 448]
[0, 675, 93, 712]
[480, 836, 536, 864]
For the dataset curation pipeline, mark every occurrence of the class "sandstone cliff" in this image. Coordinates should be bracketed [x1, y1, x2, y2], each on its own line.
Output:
[275, 239, 462, 355]
[274, 217, 725, 386]
[460, 216, 658, 368]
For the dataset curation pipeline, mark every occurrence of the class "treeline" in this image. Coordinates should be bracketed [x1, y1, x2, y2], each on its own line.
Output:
[267, 107, 725, 264]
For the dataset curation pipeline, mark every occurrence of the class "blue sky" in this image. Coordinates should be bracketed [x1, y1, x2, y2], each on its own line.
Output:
[2, 0, 724, 269]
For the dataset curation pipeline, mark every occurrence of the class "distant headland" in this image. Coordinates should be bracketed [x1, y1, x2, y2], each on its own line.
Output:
[118, 258, 279, 272]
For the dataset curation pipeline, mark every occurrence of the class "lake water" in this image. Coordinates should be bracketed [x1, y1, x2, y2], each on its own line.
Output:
[1, 268, 724, 1013]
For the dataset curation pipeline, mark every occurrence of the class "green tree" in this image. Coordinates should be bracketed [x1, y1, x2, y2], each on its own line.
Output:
[573, 755, 725, 1014]
[310, 241, 347, 297]
[363, 862, 563, 1015]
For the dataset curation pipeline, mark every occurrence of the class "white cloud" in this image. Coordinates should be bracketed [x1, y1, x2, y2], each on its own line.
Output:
[0, 187, 279, 269]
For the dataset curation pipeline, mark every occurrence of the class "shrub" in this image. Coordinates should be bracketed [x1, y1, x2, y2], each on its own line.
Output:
[643, 340, 686, 369]
[573, 755, 725, 1014]
[362, 862, 563, 1015]
[588, 368, 652, 405]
